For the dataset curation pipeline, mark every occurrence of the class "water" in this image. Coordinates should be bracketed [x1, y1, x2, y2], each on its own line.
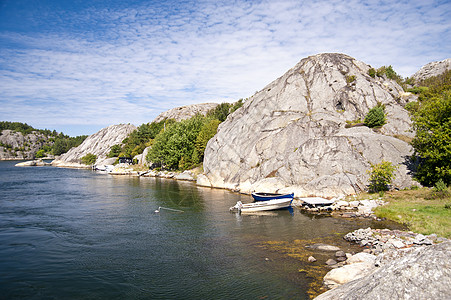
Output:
[0, 161, 397, 299]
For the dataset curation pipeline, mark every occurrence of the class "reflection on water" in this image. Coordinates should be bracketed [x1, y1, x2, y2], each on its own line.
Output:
[0, 161, 402, 299]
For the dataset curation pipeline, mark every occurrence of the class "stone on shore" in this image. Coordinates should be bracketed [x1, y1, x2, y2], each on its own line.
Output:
[315, 241, 451, 299]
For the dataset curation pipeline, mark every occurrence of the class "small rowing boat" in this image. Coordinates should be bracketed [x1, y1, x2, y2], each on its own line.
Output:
[251, 192, 294, 201]
[230, 197, 293, 213]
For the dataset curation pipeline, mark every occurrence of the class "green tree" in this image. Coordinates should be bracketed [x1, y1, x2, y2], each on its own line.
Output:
[411, 91, 451, 186]
[367, 161, 398, 192]
[108, 144, 122, 158]
[207, 103, 232, 122]
[35, 149, 45, 158]
[81, 153, 97, 165]
[364, 105, 386, 128]
[147, 115, 207, 170]
[192, 119, 221, 164]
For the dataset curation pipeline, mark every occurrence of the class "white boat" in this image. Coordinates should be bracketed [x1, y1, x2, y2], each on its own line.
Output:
[229, 198, 293, 213]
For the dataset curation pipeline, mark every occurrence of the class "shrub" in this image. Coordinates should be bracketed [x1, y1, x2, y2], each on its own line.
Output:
[108, 144, 122, 158]
[346, 75, 356, 84]
[367, 161, 398, 192]
[368, 68, 376, 78]
[81, 153, 97, 165]
[35, 149, 45, 158]
[364, 106, 386, 128]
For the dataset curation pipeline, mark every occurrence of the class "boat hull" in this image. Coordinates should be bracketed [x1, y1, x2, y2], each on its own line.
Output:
[251, 192, 294, 202]
[230, 198, 293, 213]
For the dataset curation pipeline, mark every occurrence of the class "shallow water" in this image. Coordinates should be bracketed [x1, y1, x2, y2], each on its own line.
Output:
[0, 161, 398, 299]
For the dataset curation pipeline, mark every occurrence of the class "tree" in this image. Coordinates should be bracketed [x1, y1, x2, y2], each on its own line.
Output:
[81, 153, 97, 165]
[364, 105, 386, 128]
[192, 119, 221, 164]
[367, 161, 397, 192]
[411, 91, 451, 186]
[146, 115, 207, 170]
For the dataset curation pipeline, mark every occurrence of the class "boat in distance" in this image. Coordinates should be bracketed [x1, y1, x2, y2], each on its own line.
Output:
[251, 192, 294, 201]
[229, 198, 293, 213]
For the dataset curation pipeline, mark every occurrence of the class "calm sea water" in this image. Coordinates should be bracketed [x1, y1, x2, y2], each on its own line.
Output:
[0, 161, 396, 299]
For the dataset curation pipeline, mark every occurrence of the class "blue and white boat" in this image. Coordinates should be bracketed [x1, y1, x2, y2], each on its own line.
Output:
[251, 192, 294, 202]
[230, 192, 294, 213]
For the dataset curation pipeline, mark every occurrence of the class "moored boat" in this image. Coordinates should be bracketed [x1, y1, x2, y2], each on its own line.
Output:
[229, 198, 293, 213]
[251, 192, 294, 201]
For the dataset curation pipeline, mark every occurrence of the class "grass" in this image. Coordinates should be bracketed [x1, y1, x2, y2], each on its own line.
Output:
[371, 188, 451, 238]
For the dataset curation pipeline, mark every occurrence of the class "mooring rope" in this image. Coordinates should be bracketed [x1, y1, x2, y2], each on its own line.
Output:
[155, 206, 184, 213]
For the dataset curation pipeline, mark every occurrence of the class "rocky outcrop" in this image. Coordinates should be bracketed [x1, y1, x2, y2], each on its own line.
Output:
[200, 53, 416, 197]
[412, 58, 451, 82]
[52, 124, 136, 168]
[0, 130, 51, 160]
[315, 241, 451, 300]
[15, 159, 51, 167]
[153, 103, 219, 123]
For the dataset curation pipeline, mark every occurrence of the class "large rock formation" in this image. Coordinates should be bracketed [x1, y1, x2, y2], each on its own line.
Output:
[199, 53, 416, 197]
[0, 130, 51, 160]
[411, 58, 451, 82]
[153, 103, 218, 123]
[52, 124, 136, 168]
[315, 241, 451, 300]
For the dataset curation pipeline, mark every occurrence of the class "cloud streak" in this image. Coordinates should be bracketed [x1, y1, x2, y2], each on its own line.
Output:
[0, 0, 450, 135]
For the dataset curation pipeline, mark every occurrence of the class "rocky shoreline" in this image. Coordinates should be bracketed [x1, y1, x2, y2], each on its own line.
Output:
[313, 228, 450, 299]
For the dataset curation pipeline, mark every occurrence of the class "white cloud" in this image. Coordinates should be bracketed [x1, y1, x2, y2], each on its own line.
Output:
[0, 0, 450, 135]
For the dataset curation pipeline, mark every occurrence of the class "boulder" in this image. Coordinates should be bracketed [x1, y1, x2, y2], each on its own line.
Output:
[315, 242, 451, 299]
[201, 53, 416, 197]
[323, 262, 375, 289]
[153, 103, 219, 123]
[411, 58, 451, 82]
[307, 243, 341, 251]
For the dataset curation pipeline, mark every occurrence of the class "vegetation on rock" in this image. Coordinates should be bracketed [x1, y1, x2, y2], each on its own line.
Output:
[0, 121, 87, 158]
[364, 104, 386, 128]
[81, 153, 97, 165]
[407, 70, 451, 186]
[367, 161, 397, 192]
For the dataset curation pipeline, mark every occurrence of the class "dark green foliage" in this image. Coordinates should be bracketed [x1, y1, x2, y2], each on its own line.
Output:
[52, 134, 87, 156]
[147, 115, 207, 170]
[0, 121, 36, 135]
[108, 144, 122, 158]
[81, 153, 97, 165]
[364, 105, 386, 128]
[207, 103, 232, 122]
[367, 161, 398, 192]
[230, 99, 244, 113]
[192, 119, 221, 163]
[119, 119, 175, 158]
[411, 91, 451, 186]
[375, 65, 404, 86]
[368, 68, 376, 78]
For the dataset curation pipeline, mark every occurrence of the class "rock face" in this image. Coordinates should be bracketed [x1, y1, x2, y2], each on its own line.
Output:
[153, 103, 219, 123]
[200, 53, 415, 197]
[412, 58, 451, 82]
[0, 130, 52, 160]
[315, 241, 451, 300]
[52, 124, 136, 168]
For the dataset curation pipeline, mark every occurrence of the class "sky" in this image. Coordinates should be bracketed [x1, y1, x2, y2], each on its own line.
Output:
[0, 0, 450, 136]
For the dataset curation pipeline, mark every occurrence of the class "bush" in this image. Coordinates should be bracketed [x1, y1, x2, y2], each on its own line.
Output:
[364, 105, 386, 128]
[346, 75, 356, 84]
[368, 68, 376, 78]
[367, 161, 397, 192]
[411, 91, 451, 186]
[35, 149, 46, 158]
[81, 153, 97, 165]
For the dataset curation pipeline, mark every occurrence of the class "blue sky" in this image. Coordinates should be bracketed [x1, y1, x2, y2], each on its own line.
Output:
[0, 0, 450, 136]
